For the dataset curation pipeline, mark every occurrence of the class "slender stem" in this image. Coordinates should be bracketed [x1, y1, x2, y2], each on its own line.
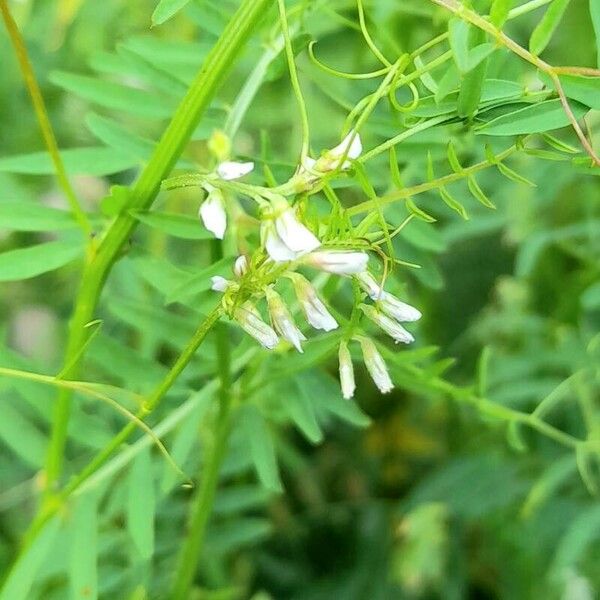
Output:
[428, 0, 600, 165]
[0, 0, 91, 236]
[41, 0, 274, 496]
[277, 0, 310, 161]
[172, 242, 233, 600]
[347, 143, 519, 215]
[4, 305, 223, 586]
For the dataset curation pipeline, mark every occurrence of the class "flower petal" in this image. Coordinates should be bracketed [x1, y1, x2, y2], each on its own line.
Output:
[216, 160, 254, 180]
[199, 190, 227, 239]
[305, 251, 369, 275]
[275, 209, 321, 254]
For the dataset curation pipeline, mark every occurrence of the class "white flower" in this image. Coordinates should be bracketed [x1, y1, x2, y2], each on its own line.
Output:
[262, 197, 321, 262]
[233, 255, 248, 278]
[304, 250, 369, 275]
[234, 302, 279, 350]
[359, 304, 414, 344]
[328, 131, 363, 167]
[216, 160, 254, 180]
[359, 337, 393, 394]
[294, 131, 363, 190]
[338, 341, 355, 400]
[290, 273, 338, 332]
[199, 185, 227, 239]
[265, 287, 306, 353]
[211, 276, 231, 292]
[356, 272, 422, 322]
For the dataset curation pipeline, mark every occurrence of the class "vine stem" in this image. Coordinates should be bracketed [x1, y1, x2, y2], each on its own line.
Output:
[172, 242, 233, 599]
[428, 0, 600, 166]
[0, 0, 91, 236]
[277, 0, 310, 162]
[2, 304, 224, 590]
[41, 0, 274, 499]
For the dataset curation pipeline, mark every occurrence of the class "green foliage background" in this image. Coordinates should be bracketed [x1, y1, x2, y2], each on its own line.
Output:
[1, 0, 600, 598]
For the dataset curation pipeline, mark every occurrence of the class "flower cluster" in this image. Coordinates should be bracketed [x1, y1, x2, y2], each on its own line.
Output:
[196, 131, 421, 399]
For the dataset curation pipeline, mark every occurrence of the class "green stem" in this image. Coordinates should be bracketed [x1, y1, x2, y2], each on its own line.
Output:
[347, 143, 519, 215]
[172, 241, 233, 599]
[277, 0, 310, 161]
[42, 0, 274, 495]
[0, 0, 91, 235]
[4, 305, 223, 587]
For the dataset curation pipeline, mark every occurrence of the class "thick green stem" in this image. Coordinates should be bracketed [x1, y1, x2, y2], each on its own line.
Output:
[172, 241, 233, 599]
[42, 0, 274, 494]
[0, 0, 91, 235]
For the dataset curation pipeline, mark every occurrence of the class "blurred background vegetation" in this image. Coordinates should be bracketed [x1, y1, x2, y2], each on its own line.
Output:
[1, 0, 600, 598]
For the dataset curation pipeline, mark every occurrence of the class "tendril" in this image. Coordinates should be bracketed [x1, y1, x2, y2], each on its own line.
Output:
[307, 41, 392, 80]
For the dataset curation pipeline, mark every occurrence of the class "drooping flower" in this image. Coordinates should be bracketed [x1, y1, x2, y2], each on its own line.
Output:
[359, 337, 393, 394]
[199, 185, 227, 239]
[198, 161, 254, 239]
[304, 250, 369, 275]
[262, 196, 320, 262]
[265, 287, 306, 353]
[289, 273, 338, 332]
[356, 272, 422, 322]
[233, 255, 248, 278]
[338, 341, 355, 400]
[233, 302, 279, 350]
[216, 160, 254, 180]
[359, 304, 414, 344]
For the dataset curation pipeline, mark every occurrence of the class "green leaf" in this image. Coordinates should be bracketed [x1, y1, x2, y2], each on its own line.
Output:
[448, 19, 470, 73]
[86, 113, 156, 161]
[406, 198, 437, 223]
[286, 381, 323, 444]
[127, 448, 156, 560]
[0, 147, 138, 176]
[0, 397, 47, 468]
[0, 202, 77, 231]
[152, 0, 192, 26]
[592, 0, 600, 67]
[529, 0, 571, 55]
[165, 256, 232, 304]
[240, 405, 283, 493]
[0, 518, 60, 600]
[490, 0, 512, 27]
[439, 187, 469, 219]
[50, 71, 175, 118]
[69, 493, 99, 600]
[131, 210, 213, 240]
[475, 99, 589, 135]
[541, 74, 600, 110]
[467, 176, 496, 208]
[0, 240, 84, 282]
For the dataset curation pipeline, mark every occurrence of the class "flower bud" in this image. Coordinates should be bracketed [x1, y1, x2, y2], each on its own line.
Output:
[359, 337, 393, 394]
[207, 129, 231, 162]
[290, 273, 338, 332]
[359, 304, 414, 344]
[211, 276, 231, 293]
[233, 255, 248, 278]
[234, 302, 279, 350]
[265, 287, 306, 353]
[356, 272, 421, 322]
[338, 341, 355, 400]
